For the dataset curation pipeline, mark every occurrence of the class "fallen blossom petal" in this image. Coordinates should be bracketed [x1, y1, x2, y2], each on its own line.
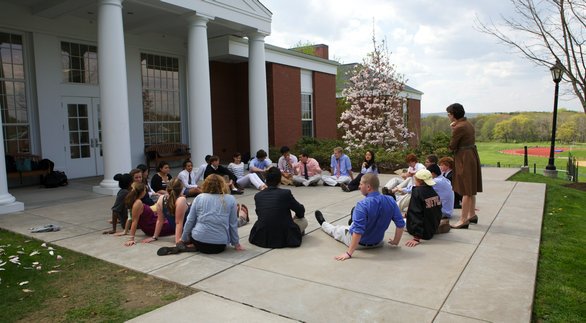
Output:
[19, 281, 29, 286]
[49, 251, 54, 256]
[41, 243, 47, 247]
[47, 247, 54, 251]
[56, 255, 63, 260]
[47, 270, 61, 274]
[22, 289, 34, 293]
[29, 251, 40, 256]
[36, 266, 42, 270]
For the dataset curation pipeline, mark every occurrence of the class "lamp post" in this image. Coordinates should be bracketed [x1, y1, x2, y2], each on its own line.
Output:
[544, 60, 564, 178]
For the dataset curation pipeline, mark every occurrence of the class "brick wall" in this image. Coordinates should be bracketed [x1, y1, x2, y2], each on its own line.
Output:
[313, 71, 337, 139]
[209, 61, 249, 162]
[267, 63, 301, 148]
[407, 98, 421, 146]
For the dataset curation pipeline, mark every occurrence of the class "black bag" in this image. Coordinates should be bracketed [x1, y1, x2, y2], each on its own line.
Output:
[43, 171, 68, 188]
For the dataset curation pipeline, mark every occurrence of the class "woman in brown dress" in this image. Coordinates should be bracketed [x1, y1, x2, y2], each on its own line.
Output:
[446, 103, 482, 228]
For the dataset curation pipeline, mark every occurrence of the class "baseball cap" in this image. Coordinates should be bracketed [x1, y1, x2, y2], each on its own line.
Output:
[415, 169, 436, 186]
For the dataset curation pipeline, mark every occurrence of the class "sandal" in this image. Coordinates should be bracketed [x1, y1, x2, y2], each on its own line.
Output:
[157, 246, 180, 256]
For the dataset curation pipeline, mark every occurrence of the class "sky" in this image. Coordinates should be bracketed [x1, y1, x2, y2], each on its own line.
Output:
[260, 0, 582, 114]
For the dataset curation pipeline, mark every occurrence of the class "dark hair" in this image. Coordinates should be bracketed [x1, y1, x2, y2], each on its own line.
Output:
[364, 150, 377, 171]
[233, 152, 241, 158]
[205, 155, 212, 163]
[265, 167, 281, 187]
[300, 151, 309, 158]
[209, 155, 219, 163]
[156, 161, 169, 172]
[427, 164, 441, 176]
[280, 146, 290, 154]
[426, 154, 438, 164]
[446, 103, 465, 119]
[405, 153, 418, 163]
[136, 164, 148, 172]
[256, 149, 268, 159]
[113, 173, 133, 189]
[182, 159, 192, 168]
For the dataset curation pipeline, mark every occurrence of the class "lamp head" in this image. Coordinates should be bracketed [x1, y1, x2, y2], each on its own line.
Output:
[550, 60, 564, 83]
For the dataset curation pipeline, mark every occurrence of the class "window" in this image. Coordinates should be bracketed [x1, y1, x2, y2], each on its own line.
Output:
[61, 41, 98, 84]
[141, 53, 181, 145]
[402, 100, 409, 127]
[300, 70, 314, 137]
[1, 32, 30, 154]
[301, 94, 313, 137]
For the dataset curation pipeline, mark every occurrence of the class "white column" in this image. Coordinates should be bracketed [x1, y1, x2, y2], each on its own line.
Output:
[248, 32, 269, 155]
[187, 14, 214, 165]
[94, 0, 132, 195]
[0, 116, 24, 214]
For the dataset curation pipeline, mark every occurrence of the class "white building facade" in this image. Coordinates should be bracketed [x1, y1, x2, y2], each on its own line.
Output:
[0, 0, 338, 212]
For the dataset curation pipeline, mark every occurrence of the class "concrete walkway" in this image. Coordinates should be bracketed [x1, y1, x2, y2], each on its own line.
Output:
[1, 167, 544, 322]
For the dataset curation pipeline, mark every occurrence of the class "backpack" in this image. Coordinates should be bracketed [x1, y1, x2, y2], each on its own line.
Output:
[43, 171, 68, 188]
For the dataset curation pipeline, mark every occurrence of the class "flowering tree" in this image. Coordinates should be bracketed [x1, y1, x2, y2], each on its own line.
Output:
[338, 38, 412, 151]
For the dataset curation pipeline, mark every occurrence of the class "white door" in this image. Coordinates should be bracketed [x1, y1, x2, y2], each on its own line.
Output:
[63, 97, 103, 178]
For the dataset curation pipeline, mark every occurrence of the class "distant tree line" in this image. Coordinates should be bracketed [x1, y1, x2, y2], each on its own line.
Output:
[421, 110, 586, 143]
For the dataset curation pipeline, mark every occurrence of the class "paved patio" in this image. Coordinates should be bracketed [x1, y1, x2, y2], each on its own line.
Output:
[1, 167, 544, 322]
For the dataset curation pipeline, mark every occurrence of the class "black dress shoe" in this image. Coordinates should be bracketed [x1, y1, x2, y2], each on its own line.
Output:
[450, 222, 469, 229]
[468, 215, 478, 224]
[315, 210, 325, 225]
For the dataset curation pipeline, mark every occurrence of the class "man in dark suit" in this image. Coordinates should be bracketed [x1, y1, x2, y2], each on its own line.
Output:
[204, 155, 242, 194]
[249, 167, 307, 248]
[439, 156, 462, 208]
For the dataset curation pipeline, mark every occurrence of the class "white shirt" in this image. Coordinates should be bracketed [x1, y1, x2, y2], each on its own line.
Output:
[177, 169, 198, 189]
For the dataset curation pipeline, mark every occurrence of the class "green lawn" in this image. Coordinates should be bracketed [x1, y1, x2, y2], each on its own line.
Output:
[508, 173, 586, 322]
[477, 142, 586, 181]
[0, 230, 194, 322]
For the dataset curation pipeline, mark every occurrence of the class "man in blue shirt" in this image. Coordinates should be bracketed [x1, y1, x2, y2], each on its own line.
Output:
[249, 149, 273, 181]
[315, 173, 405, 261]
[322, 146, 354, 186]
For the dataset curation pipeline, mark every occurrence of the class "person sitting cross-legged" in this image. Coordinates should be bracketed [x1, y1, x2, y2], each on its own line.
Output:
[315, 173, 405, 261]
[292, 152, 322, 186]
[322, 146, 353, 187]
[277, 146, 298, 186]
[249, 167, 307, 248]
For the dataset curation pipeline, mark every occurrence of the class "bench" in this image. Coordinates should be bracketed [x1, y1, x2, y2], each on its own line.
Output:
[144, 143, 190, 169]
[6, 153, 52, 184]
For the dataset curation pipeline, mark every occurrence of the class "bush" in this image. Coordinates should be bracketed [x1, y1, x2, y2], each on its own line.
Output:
[288, 134, 455, 174]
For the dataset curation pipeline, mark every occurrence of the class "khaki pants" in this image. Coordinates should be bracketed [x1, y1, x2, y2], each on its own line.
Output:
[320, 222, 382, 248]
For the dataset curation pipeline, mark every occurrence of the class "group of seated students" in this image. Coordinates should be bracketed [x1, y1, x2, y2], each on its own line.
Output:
[103, 145, 467, 258]
[103, 148, 280, 254]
